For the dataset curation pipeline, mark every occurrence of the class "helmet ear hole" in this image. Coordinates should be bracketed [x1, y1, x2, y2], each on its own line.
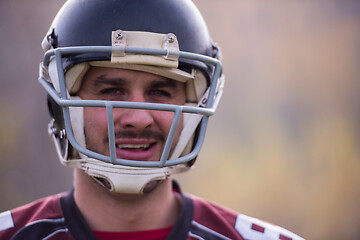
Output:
[47, 95, 68, 158]
[47, 96, 54, 118]
[47, 94, 64, 131]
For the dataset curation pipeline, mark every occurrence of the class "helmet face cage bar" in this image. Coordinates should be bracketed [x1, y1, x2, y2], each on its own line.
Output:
[40, 46, 222, 168]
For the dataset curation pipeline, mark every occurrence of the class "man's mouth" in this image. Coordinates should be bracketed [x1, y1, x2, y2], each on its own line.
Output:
[116, 143, 153, 151]
[113, 130, 164, 160]
[115, 142, 158, 160]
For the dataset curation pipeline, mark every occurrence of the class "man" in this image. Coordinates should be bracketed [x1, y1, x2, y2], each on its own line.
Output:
[0, 0, 304, 239]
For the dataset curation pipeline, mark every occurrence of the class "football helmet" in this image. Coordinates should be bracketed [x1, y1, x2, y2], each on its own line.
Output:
[39, 0, 224, 194]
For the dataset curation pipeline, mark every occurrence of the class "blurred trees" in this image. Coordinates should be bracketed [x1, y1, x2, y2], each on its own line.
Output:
[1, 0, 360, 239]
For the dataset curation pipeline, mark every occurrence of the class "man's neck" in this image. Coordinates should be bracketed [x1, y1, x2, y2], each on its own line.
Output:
[73, 169, 181, 232]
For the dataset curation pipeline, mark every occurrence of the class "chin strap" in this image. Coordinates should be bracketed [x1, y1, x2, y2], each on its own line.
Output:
[69, 158, 189, 194]
[80, 158, 172, 194]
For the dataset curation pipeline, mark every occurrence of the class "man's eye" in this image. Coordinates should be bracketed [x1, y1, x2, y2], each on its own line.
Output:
[100, 88, 123, 95]
[148, 89, 171, 98]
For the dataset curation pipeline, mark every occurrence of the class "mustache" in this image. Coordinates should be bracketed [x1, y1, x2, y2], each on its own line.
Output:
[113, 130, 165, 142]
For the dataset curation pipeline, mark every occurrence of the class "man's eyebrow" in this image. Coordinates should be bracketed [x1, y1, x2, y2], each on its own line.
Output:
[92, 74, 180, 89]
[148, 78, 180, 90]
[93, 74, 127, 86]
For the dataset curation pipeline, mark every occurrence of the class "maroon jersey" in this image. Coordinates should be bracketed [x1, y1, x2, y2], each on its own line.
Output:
[0, 182, 304, 240]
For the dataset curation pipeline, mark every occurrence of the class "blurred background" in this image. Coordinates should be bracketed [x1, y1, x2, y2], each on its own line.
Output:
[1, 0, 360, 239]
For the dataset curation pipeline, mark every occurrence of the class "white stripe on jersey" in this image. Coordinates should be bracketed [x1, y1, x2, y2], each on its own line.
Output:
[235, 214, 305, 240]
[24, 217, 65, 227]
[0, 211, 15, 231]
[43, 228, 69, 240]
[188, 232, 205, 240]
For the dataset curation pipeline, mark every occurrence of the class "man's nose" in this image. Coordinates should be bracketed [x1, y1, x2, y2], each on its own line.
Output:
[114, 92, 155, 132]
[116, 107, 155, 132]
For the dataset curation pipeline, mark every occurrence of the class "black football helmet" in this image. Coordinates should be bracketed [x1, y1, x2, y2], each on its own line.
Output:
[39, 0, 224, 194]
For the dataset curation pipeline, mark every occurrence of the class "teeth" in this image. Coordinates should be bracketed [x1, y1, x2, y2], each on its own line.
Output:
[117, 144, 151, 149]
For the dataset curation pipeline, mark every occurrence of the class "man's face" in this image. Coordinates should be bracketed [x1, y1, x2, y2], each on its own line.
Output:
[77, 67, 186, 162]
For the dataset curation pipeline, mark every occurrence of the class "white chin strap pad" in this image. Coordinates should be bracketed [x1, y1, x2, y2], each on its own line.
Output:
[83, 158, 172, 194]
